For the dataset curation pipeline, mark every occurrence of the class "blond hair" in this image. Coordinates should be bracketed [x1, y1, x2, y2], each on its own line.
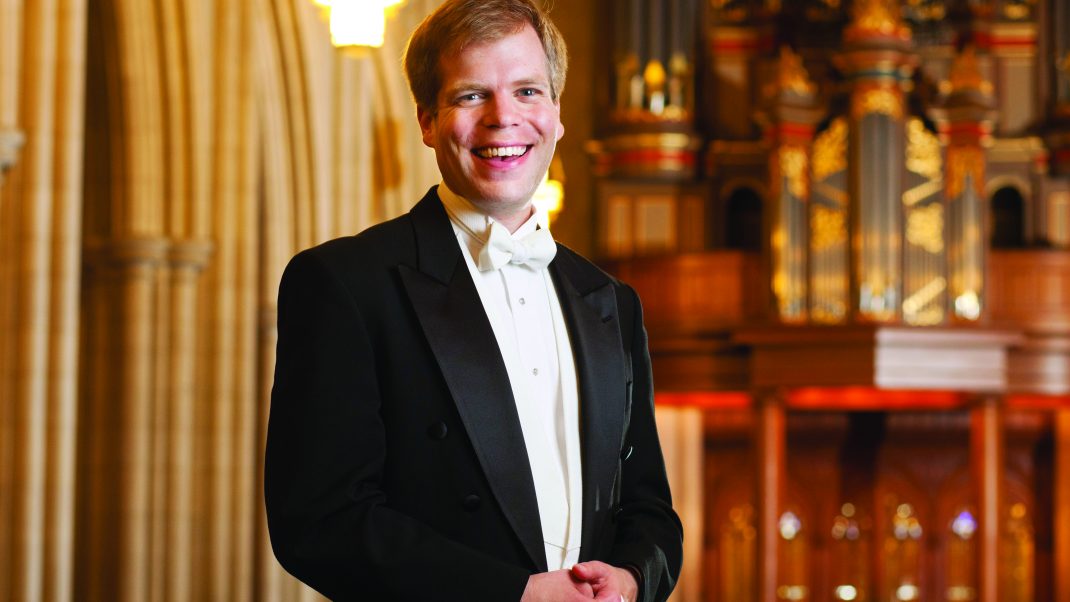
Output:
[404, 0, 568, 112]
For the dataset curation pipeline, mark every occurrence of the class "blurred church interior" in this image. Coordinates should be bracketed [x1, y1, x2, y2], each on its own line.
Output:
[3, 0, 1070, 600]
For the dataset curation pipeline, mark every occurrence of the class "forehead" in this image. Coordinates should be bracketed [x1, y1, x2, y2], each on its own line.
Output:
[437, 25, 550, 88]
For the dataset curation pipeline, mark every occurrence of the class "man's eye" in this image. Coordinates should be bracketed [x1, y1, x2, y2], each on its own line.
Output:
[518, 88, 539, 97]
[457, 93, 483, 104]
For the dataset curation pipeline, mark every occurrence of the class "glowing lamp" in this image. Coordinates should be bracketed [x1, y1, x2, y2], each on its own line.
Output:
[532, 156, 566, 222]
[330, 1, 387, 49]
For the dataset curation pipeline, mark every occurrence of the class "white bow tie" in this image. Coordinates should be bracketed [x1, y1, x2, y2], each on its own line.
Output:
[477, 221, 557, 272]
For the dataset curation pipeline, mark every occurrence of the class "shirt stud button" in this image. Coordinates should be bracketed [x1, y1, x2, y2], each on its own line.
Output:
[519, 297, 526, 305]
[463, 494, 481, 511]
[427, 421, 448, 440]
[532, 368, 538, 376]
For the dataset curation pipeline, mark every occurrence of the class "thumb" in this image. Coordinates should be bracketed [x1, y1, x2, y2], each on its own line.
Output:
[571, 561, 609, 582]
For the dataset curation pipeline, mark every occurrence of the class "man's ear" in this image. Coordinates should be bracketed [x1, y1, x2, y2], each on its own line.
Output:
[417, 106, 435, 148]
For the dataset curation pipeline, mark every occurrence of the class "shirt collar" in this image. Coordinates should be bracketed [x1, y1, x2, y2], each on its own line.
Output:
[437, 181, 548, 243]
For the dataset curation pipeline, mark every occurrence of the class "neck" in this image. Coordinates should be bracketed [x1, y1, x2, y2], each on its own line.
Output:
[437, 181, 537, 234]
[477, 202, 534, 233]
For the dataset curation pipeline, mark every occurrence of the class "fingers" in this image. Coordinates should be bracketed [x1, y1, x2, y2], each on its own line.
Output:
[571, 562, 631, 602]
[570, 560, 612, 583]
[524, 569, 600, 601]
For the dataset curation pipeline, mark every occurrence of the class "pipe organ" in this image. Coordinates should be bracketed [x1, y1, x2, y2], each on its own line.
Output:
[594, 0, 1070, 600]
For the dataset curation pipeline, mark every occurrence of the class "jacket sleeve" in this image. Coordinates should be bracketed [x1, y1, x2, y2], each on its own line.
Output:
[606, 285, 684, 602]
[264, 250, 531, 601]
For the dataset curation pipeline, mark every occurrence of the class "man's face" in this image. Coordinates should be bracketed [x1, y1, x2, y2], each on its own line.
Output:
[418, 25, 564, 219]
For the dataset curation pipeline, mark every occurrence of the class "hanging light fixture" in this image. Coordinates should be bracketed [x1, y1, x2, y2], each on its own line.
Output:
[312, 0, 408, 51]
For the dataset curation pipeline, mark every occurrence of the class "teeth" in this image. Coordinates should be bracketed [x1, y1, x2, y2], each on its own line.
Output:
[475, 146, 527, 158]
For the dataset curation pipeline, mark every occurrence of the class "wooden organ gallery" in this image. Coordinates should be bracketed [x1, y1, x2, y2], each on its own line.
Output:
[592, 0, 1070, 601]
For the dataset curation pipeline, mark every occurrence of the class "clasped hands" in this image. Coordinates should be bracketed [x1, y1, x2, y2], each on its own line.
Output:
[520, 561, 637, 602]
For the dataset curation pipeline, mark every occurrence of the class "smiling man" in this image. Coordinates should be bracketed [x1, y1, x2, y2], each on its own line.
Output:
[264, 1, 682, 601]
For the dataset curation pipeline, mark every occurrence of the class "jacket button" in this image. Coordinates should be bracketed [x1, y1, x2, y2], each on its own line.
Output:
[612, 506, 624, 522]
[427, 421, 448, 440]
[463, 494, 481, 511]
[621, 445, 634, 461]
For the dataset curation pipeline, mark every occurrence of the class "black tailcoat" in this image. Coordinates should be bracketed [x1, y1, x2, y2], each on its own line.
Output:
[265, 188, 682, 601]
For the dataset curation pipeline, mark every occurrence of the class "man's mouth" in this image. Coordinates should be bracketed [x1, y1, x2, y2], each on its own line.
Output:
[473, 145, 530, 162]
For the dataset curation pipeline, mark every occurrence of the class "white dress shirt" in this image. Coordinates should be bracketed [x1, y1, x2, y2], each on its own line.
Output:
[438, 183, 583, 570]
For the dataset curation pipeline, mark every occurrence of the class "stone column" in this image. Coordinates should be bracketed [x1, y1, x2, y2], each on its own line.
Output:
[1, 2, 87, 599]
[0, 129, 23, 179]
[971, 394, 1004, 602]
[755, 391, 785, 602]
[164, 240, 212, 602]
[79, 238, 169, 602]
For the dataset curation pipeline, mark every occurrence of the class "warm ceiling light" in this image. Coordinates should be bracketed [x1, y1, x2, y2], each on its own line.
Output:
[330, 0, 387, 49]
[383, 0, 407, 17]
[311, 0, 332, 19]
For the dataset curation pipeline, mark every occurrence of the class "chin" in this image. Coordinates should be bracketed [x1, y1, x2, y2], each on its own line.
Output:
[472, 183, 538, 207]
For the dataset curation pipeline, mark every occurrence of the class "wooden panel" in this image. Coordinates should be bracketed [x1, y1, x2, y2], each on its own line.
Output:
[700, 410, 1050, 602]
[989, 251, 1070, 334]
[603, 251, 766, 327]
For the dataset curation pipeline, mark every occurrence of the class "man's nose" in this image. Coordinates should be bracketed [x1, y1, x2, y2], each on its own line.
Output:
[482, 95, 520, 128]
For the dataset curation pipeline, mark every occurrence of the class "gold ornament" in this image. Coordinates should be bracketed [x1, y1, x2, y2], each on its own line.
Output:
[779, 146, 808, 199]
[852, 88, 903, 119]
[813, 118, 848, 182]
[946, 147, 985, 200]
[906, 203, 944, 254]
[811, 205, 846, 251]
[905, 118, 942, 181]
[947, 45, 994, 96]
[773, 46, 816, 97]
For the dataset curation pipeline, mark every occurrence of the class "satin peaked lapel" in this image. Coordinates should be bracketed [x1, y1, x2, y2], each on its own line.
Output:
[397, 192, 546, 571]
[549, 250, 628, 560]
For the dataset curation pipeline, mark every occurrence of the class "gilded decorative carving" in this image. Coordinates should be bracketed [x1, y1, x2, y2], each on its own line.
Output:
[946, 147, 986, 199]
[905, 118, 942, 181]
[906, 203, 944, 253]
[852, 88, 903, 119]
[1002, 0, 1035, 21]
[848, 0, 911, 38]
[904, 0, 947, 22]
[779, 146, 808, 198]
[813, 118, 847, 182]
[948, 45, 994, 96]
[812, 205, 846, 251]
[598, 132, 702, 152]
[770, 46, 816, 98]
